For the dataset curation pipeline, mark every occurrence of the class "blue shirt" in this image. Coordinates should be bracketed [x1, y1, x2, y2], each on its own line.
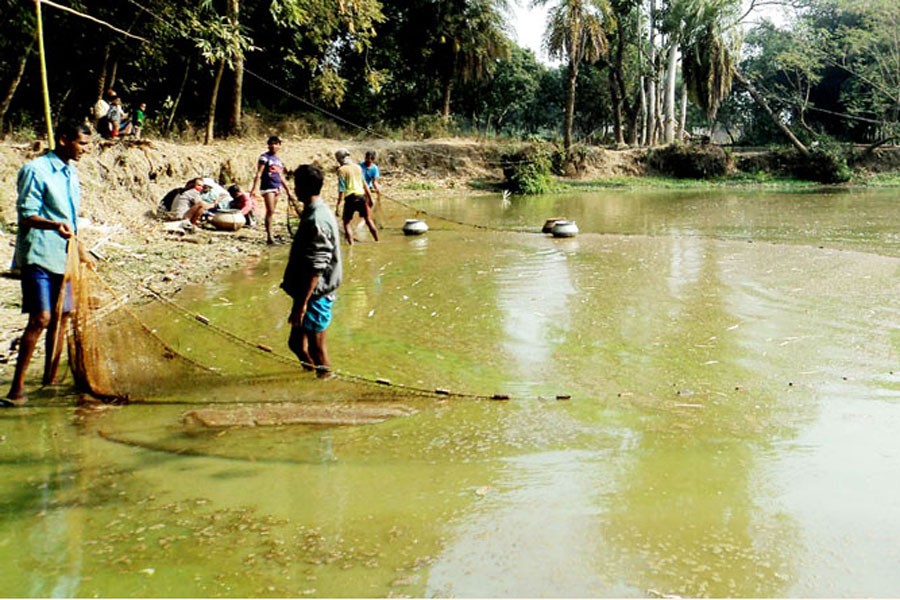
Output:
[359, 162, 380, 187]
[14, 151, 80, 274]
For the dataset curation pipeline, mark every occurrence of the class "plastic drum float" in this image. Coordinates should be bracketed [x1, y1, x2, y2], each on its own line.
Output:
[210, 209, 244, 231]
[550, 220, 579, 238]
[402, 219, 429, 235]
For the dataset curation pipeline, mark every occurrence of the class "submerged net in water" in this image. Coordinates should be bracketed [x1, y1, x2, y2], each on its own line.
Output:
[58, 237, 409, 404]
[58, 196, 470, 404]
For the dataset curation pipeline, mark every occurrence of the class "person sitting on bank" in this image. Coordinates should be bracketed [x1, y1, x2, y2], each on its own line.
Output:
[227, 184, 258, 227]
[106, 96, 133, 138]
[92, 88, 116, 135]
[159, 178, 212, 226]
[334, 148, 378, 245]
[134, 102, 147, 139]
[157, 179, 193, 218]
[200, 177, 230, 210]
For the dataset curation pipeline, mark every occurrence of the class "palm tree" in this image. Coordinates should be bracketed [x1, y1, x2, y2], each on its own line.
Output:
[434, 0, 511, 121]
[536, 0, 610, 154]
[676, 0, 741, 123]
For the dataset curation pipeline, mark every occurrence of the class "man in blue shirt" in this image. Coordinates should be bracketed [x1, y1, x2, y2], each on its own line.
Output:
[5, 122, 93, 406]
[360, 150, 383, 229]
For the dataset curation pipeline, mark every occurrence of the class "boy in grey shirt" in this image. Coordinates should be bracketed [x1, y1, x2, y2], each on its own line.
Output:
[280, 164, 342, 378]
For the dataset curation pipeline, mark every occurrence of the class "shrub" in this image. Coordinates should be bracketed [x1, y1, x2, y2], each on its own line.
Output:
[648, 143, 731, 179]
[793, 140, 852, 184]
[392, 114, 456, 140]
[550, 144, 590, 176]
[501, 143, 554, 194]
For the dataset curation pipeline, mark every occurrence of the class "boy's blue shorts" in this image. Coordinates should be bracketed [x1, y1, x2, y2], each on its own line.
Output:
[301, 294, 334, 333]
[21, 265, 72, 314]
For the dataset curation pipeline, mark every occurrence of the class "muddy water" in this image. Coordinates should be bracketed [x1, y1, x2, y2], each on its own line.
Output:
[1, 188, 898, 597]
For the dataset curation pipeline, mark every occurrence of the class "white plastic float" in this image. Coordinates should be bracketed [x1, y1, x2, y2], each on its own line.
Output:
[210, 209, 244, 231]
[550, 220, 579, 238]
[402, 219, 429, 235]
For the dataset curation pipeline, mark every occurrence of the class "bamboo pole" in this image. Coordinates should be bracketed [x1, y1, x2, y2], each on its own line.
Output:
[35, 0, 54, 149]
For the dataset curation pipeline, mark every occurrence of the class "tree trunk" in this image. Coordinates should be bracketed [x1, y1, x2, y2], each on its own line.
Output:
[611, 18, 630, 146]
[677, 85, 688, 141]
[733, 69, 809, 156]
[441, 78, 452, 121]
[205, 58, 226, 145]
[635, 3, 646, 146]
[0, 39, 34, 127]
[647, 78, 658, 146]
[108, 60, 118, 91]
[609, 69, 624, 146]
[564, 59, 578, 153]
[166, 59, 191, 135]
[647, 0, 658, 146]
[631, 77, 647, 147]
[226, 0, 242, 136]
[663, 43, 678, 143]
[96, 46, 110, 101]
[440, 48, 457, 121]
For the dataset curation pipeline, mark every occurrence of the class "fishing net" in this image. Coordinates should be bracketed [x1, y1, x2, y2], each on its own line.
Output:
[57, 230, 432, 405]
[57, 236, 223, 401]
[53, 190, 483, 407]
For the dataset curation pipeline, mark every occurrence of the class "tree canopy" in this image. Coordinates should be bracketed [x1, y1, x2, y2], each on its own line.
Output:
[0, 0, 895, 148]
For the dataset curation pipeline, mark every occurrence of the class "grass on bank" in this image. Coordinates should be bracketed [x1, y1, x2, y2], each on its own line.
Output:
[470, 168, 900, 195]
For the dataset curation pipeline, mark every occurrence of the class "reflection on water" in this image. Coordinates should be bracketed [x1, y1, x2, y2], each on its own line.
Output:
[1, 188, 899, 597]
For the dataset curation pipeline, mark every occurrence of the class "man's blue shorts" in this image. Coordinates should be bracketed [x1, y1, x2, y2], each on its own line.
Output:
[301, 294, 334, 333]
[21, 265, 72, 314]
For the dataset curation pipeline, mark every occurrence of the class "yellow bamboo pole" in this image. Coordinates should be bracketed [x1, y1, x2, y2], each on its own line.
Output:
[35, 0, 54, 150]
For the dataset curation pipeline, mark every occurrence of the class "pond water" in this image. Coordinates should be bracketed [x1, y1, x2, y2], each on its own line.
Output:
[1, 187, 899, 597]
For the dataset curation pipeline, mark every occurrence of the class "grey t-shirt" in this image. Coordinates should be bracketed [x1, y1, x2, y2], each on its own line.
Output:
[281, 199, 342, 299]
[170, 188, 202, 219]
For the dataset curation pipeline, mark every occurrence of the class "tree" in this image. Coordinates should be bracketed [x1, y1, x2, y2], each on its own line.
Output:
[826, 0, 900, 142]
[537, 0, 610, 154]
[459, 46, 545, 136]
[601, 0, 642, 145]
[0, 0, 36, 129]
[650, 0, 743, 144]
[268, 0, 384, 108]
[225, 0, 243, 136]
[431, 0, 512, 121]
[192, 7, 253, 144]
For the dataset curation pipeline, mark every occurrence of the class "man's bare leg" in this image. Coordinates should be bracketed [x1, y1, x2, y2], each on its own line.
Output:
[264, 192, 278, 244]
[42, 313, 69, 385]
[309, 330, 333, 378]
[363, 214, 380, 242]
[343, 218, 355, 245]
[6, 311, 50, 403]
[288, 326, 315, 371]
